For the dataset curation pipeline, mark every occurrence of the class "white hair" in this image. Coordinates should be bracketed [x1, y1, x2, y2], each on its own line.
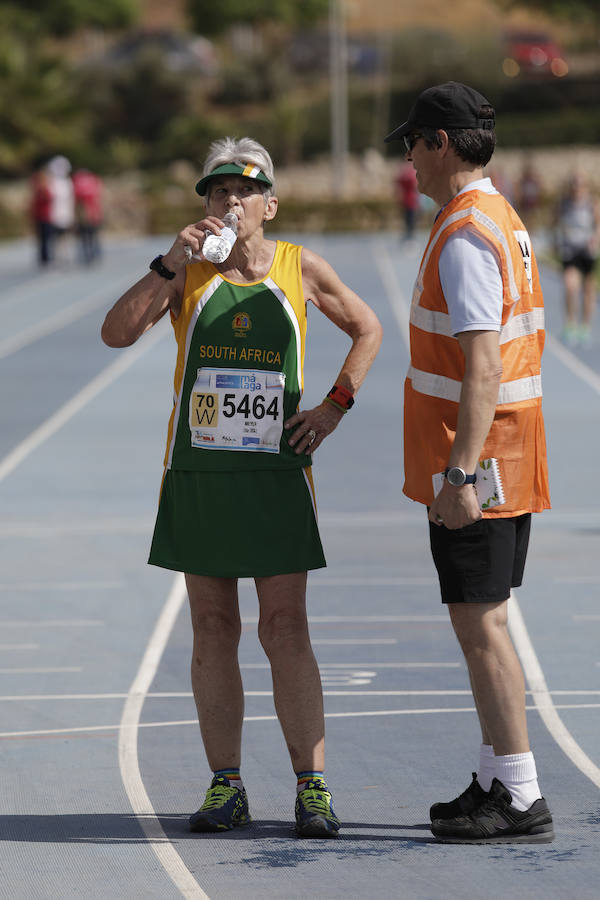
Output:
[47, 155, 72, 177]
[202, 137, 275, 199]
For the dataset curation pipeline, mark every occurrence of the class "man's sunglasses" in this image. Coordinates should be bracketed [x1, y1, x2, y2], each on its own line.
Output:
[403, 133, 423, 153]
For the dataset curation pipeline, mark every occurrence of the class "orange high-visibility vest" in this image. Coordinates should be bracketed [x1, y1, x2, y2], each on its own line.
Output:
[403, 187, 551, 517]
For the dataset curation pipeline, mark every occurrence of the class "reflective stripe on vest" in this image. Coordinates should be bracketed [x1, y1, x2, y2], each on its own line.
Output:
[407, 365, 543, 404]
[410, 304, 544, 345]
[413, 205, 521, 305]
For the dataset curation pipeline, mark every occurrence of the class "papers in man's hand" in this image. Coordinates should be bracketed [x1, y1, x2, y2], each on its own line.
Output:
[432, 458, 506, 510]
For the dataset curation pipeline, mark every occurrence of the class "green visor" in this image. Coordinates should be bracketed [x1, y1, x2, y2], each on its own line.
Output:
[195, 162, 273, 196]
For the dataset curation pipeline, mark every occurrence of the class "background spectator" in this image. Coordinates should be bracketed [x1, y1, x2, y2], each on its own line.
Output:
[516, 161, 543, 231]
[30, 166, 54, 266]
[395, 161, 420, 241]
[73, 168, 103, 264]
[554, 173, 600, 348]
[46, 155, 75, 263]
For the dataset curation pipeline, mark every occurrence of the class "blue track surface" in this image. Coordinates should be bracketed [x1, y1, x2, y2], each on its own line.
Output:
[0, 231, 599, 899]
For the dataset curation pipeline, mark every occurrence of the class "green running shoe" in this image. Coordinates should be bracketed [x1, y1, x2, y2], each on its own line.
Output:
[189, 775, 251, 833]
[295, 779, 340, 838]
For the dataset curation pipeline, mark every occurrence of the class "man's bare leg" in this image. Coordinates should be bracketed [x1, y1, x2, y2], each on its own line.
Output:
[185, 574, 243, 770]
[448, 600, 529, 756]
[255, 571, 325, 773]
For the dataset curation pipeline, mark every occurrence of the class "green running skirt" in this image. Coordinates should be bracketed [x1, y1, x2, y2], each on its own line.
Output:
[148, 466, 326, 577]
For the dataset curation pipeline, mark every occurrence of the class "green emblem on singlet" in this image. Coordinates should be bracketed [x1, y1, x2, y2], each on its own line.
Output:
[232, 312, 251, 337]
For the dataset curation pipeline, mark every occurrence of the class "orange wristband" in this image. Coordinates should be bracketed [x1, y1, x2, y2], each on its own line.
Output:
[326, 384, 354, 410]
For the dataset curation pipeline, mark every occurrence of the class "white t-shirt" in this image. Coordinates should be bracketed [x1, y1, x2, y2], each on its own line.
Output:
[438, 177, 503, 336]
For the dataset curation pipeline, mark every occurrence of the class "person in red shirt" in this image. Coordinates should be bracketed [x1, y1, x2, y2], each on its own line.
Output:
[395, 161, 420, 240]
[30, 168, 54, 265]
[72, 169, 103, 264]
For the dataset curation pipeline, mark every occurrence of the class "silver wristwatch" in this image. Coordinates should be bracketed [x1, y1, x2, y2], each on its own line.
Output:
[444, 466, 477, 487]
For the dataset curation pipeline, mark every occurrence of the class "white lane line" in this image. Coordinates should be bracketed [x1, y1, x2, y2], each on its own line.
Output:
[0, 511, 424, 537]
[311, 614, 447, 621]
[240, 662, 461, 668]
[319, 511, 420, 526]
[241, 614, 447, 623]
[545, 332, 600, 396]
[373, 240, 410, 349]
[0, 644, 39, 651]
[308, 577, 438, 586]
[4, 689, 600, 702]
[0, 667, 82, 674]
[509, 592, 600, 789]
[558, 576, 600, 585]
[6, 703, 600, 739]
[118, 572, 209, 900]
[0, 582, 121, 592]
[573, 614, 600, 620]
[0, 275, 136, 359]
[0, 619, 103, 627]
[0, 269, 65, 311]
[0, 319, 167, 484]
[0, 519, 152, 538]
[311, 639, 397, 645]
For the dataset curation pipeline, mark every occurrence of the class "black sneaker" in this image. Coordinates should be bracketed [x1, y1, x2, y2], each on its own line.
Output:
[189, 775, 251, 833]
[429, 772, 488, 821]
[431, 778, 554, 843]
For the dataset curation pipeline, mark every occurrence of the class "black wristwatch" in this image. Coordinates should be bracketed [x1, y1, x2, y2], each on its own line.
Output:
[149, 254, 176, 280]
[444, 466, 477, 487]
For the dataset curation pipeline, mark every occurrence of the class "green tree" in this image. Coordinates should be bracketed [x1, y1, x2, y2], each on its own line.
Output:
[81, 48, 194, 169]
[10, 0, 137, 36]
[187, 0, 329, 37]
[0, 1, 143, 175]
[0, 8, 89, 174]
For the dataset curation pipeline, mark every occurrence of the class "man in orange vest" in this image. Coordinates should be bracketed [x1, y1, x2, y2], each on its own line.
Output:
[385, 82, 553, 843]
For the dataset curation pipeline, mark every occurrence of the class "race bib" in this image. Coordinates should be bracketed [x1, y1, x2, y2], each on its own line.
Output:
[189, 367, 285, 453]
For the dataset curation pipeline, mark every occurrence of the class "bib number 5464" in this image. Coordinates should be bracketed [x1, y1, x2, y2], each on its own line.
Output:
[222, 392, 279, 420]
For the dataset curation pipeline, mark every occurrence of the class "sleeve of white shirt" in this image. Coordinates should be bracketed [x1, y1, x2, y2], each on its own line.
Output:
[438, 228, 503, 336]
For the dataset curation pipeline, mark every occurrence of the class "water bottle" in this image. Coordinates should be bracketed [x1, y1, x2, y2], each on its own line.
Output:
[202, 212, 238, 263]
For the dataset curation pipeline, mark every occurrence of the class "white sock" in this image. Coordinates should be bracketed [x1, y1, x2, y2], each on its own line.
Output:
[494, 752, 542, 811]
[477, 743, 496, 792]
[214, 770, 244, 791]
[228, 776, 244, 792]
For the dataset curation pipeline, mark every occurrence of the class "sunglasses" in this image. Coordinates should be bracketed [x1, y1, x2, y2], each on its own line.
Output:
[403, 133, 423, 153]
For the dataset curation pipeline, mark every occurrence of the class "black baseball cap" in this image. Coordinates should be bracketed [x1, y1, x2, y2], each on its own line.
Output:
[384, 82, 495, 143]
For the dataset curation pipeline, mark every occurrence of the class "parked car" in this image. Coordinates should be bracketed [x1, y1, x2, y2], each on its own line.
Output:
[503, 30, 568, 78]
[90, 29, 218, 76]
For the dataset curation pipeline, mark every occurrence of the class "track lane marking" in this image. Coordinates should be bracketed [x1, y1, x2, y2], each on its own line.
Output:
[4, 689, 600, 702]
[509, 593, 600, 788]
[6, 702, 600, 740]
[118, 572, 209, 900]
[0, 273, 136, 359]
[0, 320, 167, 484]
[0, 644, 39, 651]
[0, 667, 82, 674]
[0, 620, 103, 627]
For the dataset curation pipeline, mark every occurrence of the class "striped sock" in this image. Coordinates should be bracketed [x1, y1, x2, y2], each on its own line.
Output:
[296, 770, 326, 794]
[214, 767, 243, 791]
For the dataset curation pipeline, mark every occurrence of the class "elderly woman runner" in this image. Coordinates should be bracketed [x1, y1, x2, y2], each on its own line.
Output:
[102, 137, 382, 837]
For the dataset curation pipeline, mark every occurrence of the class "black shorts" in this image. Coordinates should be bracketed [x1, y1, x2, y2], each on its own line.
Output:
[429, 513, 531, 604]
[561, 251, 597, 275]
